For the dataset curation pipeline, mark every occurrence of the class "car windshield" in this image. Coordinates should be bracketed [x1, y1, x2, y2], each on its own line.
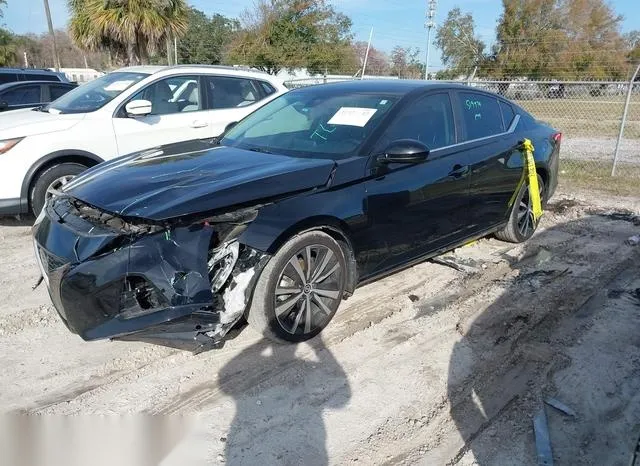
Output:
[44, 72, 148, 114]
[221, 90, 399, 158]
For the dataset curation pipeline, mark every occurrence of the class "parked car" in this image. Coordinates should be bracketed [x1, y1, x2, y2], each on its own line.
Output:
[32, 81, 561, 351]
[0, 81, 77, 112]
[0, 67, 69, 84]
[546, 82, 565, 99]
[504, 81, 543, 100]
[0, 65, 287, 216]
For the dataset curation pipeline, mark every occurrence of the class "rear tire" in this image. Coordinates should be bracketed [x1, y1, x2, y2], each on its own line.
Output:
[495, 175, 545, 243]
[30, 163, 88, 215]
[246, 231, 347, 343]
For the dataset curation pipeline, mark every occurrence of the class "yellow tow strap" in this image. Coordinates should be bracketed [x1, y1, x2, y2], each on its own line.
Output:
[508, 138, 543, 223]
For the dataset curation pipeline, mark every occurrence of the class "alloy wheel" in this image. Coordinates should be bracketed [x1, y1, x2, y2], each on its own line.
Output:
[273, 244, 343, 335]
[517, 182, 544, 237]
[45, 175, 74, 202]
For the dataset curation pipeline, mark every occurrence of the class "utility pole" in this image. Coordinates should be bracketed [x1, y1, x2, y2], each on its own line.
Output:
[424, 0, 437, 80]
[23, 52, 29, 68]
[43, 0, 61, 71]
[361, 27, 373, 80]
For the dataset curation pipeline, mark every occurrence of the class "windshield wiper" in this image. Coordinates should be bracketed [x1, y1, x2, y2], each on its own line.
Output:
[32, 105, 49, 113]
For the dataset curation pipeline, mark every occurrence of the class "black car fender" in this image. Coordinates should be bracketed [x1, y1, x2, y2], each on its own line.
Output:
[239, 210, 359, 296]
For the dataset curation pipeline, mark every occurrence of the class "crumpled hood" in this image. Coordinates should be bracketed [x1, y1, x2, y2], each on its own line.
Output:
[64, 140, 337, 221]
[0, 108, 85, 139]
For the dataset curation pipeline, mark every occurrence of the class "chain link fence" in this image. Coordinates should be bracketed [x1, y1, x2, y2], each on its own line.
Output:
[284, 76, 640, 191]
[464, 79, 640, 184]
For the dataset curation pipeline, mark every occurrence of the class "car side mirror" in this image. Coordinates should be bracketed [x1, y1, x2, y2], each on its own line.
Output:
[0, 101, 8, 111]
[377, 139, 430, 164]
[224, 121, 238, 133]
[125, 99, 152, 117]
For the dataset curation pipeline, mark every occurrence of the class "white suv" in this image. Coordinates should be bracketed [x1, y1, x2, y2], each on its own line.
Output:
[0, 65, 287, 215]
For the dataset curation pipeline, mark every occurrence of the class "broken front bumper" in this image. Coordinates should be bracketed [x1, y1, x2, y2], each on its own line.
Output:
[32, 199, 269, 352]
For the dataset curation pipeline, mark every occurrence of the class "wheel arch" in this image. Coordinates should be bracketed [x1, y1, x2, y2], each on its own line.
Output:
[534, 164, 549, 203]
[20, 150, 103, 212]
[261, 215, 358, 297]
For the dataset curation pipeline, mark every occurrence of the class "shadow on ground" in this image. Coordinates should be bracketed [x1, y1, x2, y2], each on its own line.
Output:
[218, 335, 351, 465]
[0, 214, 34, 227]
[447, 214, 640, 465]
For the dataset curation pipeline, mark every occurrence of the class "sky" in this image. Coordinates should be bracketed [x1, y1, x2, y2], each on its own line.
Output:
[3, 0, 640, 71]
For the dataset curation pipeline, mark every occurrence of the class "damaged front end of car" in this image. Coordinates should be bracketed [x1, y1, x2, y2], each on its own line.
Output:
[32, 196, 270, 353]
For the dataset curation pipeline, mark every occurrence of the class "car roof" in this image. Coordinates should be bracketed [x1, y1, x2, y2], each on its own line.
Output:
[0, 67, 59, 74]
[0, 81, 75, 91]
[291, 79, 473, 96]
[114, 65, 167, 75]
[113, 65, 283, 86]
[115, 64, 272, 77]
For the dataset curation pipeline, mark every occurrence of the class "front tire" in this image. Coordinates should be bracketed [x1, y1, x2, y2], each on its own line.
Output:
[30, 163, 88, 215]
[246, 231, 347, 343]
[495, 174, 545, 243]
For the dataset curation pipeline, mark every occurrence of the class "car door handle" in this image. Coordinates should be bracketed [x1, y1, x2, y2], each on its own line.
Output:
[448, 164, 470, 178]
[190, 120, 208, 128]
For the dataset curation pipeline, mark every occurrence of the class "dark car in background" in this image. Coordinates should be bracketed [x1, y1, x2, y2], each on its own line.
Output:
[0, 67, 69, 84]
[0, 81, 77, 111]
[32, 81, 561, 352]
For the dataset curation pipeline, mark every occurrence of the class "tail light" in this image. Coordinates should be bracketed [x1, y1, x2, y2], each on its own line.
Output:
[552, 132, 562, 144]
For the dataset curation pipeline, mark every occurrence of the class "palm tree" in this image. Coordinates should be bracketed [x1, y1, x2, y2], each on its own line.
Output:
[68, 0, 188, 65]
[0, 28, 17, 66]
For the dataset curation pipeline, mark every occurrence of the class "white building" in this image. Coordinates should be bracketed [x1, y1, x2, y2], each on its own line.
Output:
[49, 68, 104, 84]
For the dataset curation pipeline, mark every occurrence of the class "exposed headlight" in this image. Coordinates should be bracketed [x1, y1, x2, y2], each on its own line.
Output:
[208, 241, 240, 293]
[0, 137, 24, 154]
[203, 206, 262, 225]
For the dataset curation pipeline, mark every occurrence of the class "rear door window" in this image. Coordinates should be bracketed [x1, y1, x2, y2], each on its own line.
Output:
[0, 73, 20, 85]
[256, 80, 276, 97]
[499, 101, 515, 128]
[205, 76, 260, 109]
[1, 85, 42, 105]
[50, 85, 72, 101]
[457, 92, 504, 141]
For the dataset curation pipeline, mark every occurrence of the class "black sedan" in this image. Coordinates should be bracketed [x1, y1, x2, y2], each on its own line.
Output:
[0, 81, 77, 111]
[32, 81, 561, 351]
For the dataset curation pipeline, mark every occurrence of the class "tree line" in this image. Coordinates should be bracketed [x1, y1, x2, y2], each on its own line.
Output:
[0, 0, 423, 78]
[436, 0, 640, 80]
[0, 0, 638, 80]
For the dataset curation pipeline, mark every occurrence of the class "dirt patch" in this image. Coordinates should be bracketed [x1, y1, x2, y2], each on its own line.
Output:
[0, 188, 639, 465]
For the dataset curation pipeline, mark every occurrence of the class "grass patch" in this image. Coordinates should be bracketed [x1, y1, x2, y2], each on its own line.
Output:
[559, 159, 640, 196]
[514, 99, 640, 139]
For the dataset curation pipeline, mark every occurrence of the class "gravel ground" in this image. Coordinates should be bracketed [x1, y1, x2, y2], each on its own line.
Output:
[0, 188, 639, 466]
[562, 136, 639, 164]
